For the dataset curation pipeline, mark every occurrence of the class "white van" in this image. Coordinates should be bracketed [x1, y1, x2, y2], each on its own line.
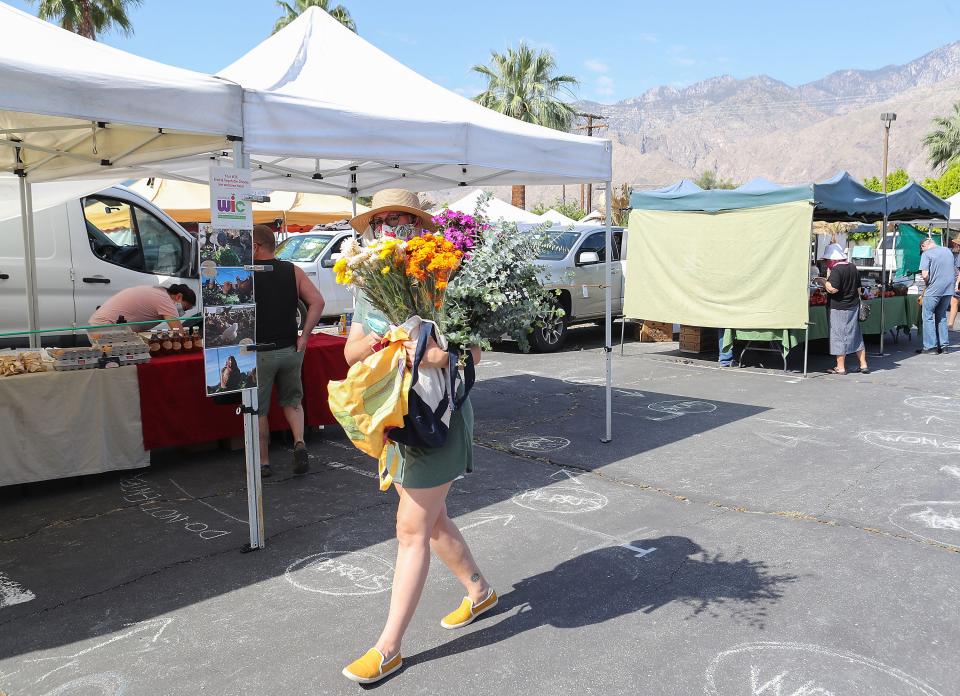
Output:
[0, 185, 198, 346]
[274, 228, 356, 324]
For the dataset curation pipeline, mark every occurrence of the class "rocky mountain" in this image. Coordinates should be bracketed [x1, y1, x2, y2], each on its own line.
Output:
[466, 42, 960, 209]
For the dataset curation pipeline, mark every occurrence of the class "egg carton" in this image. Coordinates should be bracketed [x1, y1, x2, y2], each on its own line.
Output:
[52, 358, 99, 371]
[48, 347, 101, 361]
[88, 327, 138, 344]
[100, 339, 149, 356]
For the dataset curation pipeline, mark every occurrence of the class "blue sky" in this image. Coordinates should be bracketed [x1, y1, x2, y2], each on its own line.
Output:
[7, 0, 960, 102]
[204, 346, 256, 389]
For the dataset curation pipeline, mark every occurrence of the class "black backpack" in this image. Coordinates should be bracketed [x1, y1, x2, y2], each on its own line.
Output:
[389, 322, 475, 449]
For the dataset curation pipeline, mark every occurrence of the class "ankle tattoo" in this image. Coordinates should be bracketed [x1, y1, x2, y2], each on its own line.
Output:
[470, 573, 481, 583]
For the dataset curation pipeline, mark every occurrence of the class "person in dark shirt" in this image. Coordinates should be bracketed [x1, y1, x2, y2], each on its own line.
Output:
[252, 225, 325, 476]
[821, 244, 868, 375]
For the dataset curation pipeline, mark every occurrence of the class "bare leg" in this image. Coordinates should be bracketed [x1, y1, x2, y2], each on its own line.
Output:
[856, 348, 867, 370]
[374, 483, 451, 659]
[430, 504, 490, 604]
[836, 354, 846, 373]
[258, 414, 270, 466]
[950, 297, 958, 330]
[282, 402, 305, 444]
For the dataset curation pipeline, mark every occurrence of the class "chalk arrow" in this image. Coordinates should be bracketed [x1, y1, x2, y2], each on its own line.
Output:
[757, 419, 829, 430]
[550, 469, 584, 485]
[621, 543, 657, 558]
[923, 415, 945, 425]
[25, 618, 174, 663]
[459, 515, 515, 532]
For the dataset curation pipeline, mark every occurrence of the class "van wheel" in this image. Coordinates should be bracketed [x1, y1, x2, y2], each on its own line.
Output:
[531, 313, 568, 352]
[296, 300, 307, 330]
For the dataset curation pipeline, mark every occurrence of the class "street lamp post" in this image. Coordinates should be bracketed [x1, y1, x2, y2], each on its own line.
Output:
[878, 112, 896, 356]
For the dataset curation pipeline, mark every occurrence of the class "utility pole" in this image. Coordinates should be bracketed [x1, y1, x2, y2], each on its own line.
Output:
[878, 112, 896, 357]
[574, 113, 607, 212]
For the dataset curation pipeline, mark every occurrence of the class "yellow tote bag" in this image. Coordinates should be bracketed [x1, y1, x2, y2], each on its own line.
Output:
[327, 324, 412, 490]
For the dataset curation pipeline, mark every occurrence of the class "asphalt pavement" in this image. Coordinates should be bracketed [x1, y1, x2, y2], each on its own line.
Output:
[1, 324, 958, 695]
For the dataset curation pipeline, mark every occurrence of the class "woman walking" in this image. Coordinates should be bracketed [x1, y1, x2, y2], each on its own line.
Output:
[822, 244, 869, 375]
[340, 190, 496, 684]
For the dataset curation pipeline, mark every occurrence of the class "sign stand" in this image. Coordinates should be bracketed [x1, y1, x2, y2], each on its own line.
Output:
[239, 388, 265, 550]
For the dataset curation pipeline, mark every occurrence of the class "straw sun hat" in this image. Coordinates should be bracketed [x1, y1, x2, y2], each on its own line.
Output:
[350, 188, 437, 233]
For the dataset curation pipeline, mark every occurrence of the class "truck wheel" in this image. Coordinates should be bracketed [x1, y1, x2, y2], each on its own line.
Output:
[531, 312, 568, 352]
[296, 300, 307, 330]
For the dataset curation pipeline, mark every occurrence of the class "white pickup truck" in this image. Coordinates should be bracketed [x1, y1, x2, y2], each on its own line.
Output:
[274, 228, 358, 325]
[0, 185, 198, 346]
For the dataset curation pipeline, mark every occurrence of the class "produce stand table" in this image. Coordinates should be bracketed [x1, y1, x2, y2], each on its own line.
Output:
[0, 366, 148, 486]
[722, 296, 918, 369]
[136, 333, 348, 450]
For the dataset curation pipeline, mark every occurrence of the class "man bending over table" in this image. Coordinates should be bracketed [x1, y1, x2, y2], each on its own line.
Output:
[252, 225, 325, 476]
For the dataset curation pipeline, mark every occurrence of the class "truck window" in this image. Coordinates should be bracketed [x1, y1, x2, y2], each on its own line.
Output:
[277, 234, 335, 262]
[83, 196, 184, 276]
[579, 232, 608, 263]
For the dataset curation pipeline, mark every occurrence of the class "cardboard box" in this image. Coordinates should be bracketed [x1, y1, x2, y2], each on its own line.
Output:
[679, 325, 717, 353]
[639, 321, 674, 343]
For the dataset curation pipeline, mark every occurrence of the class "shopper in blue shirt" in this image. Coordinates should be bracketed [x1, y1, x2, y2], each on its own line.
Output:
[917, 238, 955, 354]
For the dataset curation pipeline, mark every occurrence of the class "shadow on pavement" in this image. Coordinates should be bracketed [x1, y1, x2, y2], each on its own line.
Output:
[406, 536, 799, 672]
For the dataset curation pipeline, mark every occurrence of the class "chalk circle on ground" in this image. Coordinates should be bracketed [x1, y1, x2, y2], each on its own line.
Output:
[859, 431, 960, 455]
[476, 360, 501, 368]
[285, 550, 394, 596]
[199, 260, 217, 279]
[560, 372, 608, 386]
[889, 501, 960, 549]
[512, 485, 608, 514]
[705, 641, 946, 696]
[511, 436, 571, 453]
[40, 672, 129, 696]
[647, 399, 717, 415]
[904, 395, 960, 413]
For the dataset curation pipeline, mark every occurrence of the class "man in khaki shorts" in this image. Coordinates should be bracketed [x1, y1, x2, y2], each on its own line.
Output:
[252, 225, 325, 476]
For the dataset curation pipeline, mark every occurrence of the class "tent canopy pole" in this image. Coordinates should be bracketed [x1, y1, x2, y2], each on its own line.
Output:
[602, 179, 613, 443]
[16, 162, 39, 349]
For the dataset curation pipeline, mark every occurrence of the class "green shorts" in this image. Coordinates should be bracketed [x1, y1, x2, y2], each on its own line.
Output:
[256, 347, 304, 409]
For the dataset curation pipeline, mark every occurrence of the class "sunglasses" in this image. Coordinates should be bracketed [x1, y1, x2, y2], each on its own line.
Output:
[371, 213, 416, 228]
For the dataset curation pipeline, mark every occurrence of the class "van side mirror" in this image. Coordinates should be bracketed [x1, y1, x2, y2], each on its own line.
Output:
[577, 251, 600, 266]
[321, 253, 342, 269]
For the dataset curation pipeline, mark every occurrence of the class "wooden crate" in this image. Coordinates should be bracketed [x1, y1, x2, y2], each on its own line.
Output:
[679, 325, 717, 354]
[638, 320, 674, 343]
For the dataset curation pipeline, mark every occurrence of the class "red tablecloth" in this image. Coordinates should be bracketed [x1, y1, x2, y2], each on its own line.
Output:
[136, 333, 348, 450]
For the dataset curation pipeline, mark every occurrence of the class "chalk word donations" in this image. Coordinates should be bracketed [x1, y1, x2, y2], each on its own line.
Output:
[285, 551, 394, 596]
[705, 641, 945, 696]
[512, 485, 608, 514]
[889, 502, 960, 548]
[511, 436, 571, 453]
[859, 431, 960, 455]
[119, 474, 229, 540]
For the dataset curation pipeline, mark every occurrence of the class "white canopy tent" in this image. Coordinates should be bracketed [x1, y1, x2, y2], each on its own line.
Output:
[0, 2, 243, 347]
[539, 208, 577, 225]
[439, 188, 545, 224]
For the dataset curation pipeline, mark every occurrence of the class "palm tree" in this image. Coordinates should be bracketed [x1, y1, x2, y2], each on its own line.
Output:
[472, 42, 579, 209]
[924, 101, 960, 171]
[32, 0, 141, 40]
[273, 0, 356, 34]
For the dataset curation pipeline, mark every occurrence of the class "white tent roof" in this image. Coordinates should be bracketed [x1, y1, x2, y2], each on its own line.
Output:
[0, 3, 242, 182]
[441, 189, 544, 223]
[949, 192, 960, 221]
[207, 7, 610, 195]
[539, 208, 577, 225]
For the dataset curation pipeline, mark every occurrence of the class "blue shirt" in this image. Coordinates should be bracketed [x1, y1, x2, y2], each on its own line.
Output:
[919, 245, 955, 298]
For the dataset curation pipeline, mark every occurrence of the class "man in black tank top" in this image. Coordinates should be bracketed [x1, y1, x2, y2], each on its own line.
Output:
[252, 225, 326, 476]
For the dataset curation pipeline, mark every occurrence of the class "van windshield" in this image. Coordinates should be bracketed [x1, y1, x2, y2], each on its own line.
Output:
[276, 234, 334, 262]
[536, 231, 581, 260]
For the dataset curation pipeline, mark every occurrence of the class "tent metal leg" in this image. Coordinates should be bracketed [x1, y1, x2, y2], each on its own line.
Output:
[803, 323, 810, 378]
[241, 388, 265, 550]
[620, 317, 626, 355]
[17, 172, 39, 348]
[602, 180, 613, 444]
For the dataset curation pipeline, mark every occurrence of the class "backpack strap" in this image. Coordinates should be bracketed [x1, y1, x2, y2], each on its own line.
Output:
[450, 347, 476, 410]
[406, 322, 434, 389]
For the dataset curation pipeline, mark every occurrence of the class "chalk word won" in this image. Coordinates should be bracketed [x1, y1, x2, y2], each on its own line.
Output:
[39, 671, 128, 696]
[512, 485, 608, 514]
[889, 502, 960, 549]
[859, 431, 960, 455]
[705, 641, 945, 696]
[120, 474, 229, 540]
[511, 436, 571, 453]
[285, 550, 393, 596]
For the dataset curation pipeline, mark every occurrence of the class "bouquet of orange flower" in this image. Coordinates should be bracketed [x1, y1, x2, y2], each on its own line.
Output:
[333, 233, 463, 326]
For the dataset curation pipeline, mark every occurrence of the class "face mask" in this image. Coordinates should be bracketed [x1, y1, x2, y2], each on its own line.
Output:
[377, 223, 416, 240]
[175, 302, 184, 316]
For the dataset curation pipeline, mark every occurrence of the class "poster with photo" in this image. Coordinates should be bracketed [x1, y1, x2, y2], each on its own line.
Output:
[198, 223, 252, 267]
[204, 345, 257, 396]
[204, 304, 256, 348]
[201, 267, 254, 306]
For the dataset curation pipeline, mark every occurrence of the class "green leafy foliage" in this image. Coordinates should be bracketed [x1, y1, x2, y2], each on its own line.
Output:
[531, 200, 586, 220]
[694, 170, 738, 190]
[924, 101, 960, 172]
[863, 168, 910, 193]
[32, 0, 142, 39]
[922, 163, 960, 198]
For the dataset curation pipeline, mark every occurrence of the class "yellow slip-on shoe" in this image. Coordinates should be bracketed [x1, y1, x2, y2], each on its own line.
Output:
[341, 648, 402, 684]
[440, 588, 498, 629]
